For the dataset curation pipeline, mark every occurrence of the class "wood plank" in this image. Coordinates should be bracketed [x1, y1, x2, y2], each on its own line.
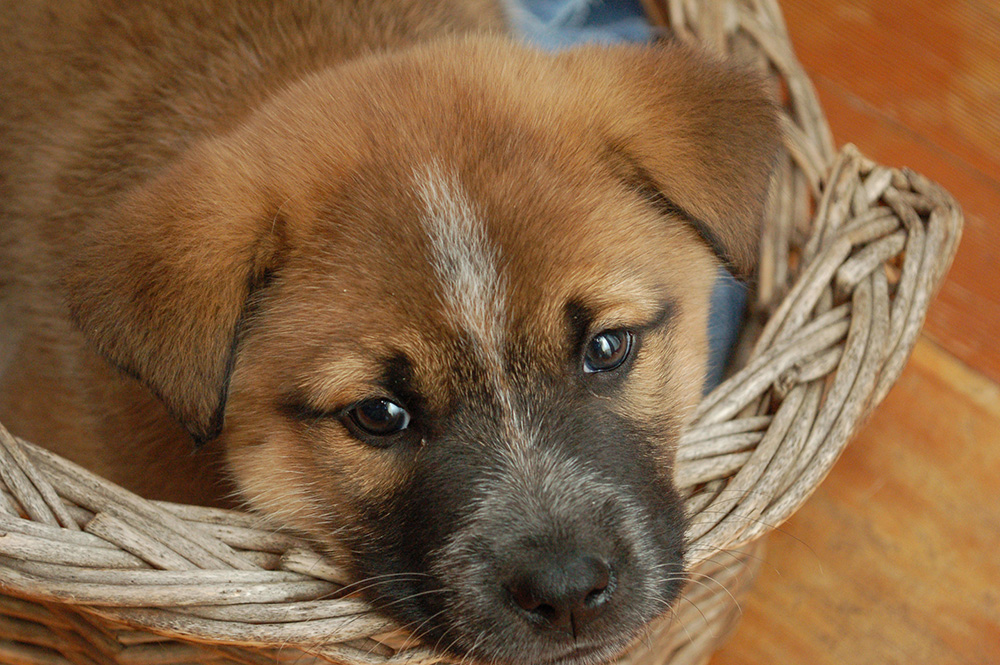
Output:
[777, 0, 1000, 181]
[711, 337, 1000, 664]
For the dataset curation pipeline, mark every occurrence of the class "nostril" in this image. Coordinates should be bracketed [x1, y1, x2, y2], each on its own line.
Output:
[584, 586, 606, 607]
[509, 582, 543, 614]
[534, 603, 557, 622]
[584, 559, 610, 604]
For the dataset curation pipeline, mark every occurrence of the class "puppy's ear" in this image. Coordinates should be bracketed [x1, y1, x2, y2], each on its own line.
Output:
[563, 42, 781, 278]
[64, 141, 282, 444]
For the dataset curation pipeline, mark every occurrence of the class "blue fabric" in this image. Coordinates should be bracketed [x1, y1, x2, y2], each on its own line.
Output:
[705, 268, 747, 390]
[505, 0, 655, 48]
[507, 0, 747, 392]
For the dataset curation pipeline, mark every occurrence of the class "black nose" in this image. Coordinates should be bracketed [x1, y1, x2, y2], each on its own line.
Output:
[507, 553, 613, 636]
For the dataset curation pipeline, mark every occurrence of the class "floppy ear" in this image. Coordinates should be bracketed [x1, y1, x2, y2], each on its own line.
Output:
[563, 42, 781, 279]
[64, 141, 283, 444]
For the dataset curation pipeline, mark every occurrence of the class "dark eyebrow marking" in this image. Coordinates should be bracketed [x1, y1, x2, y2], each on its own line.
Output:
[278, 389, 341, 422]
[278, 350, 428, 424]
[565, 299, 595, 362]
[381, 351, 426, 419]
[639, 300, 676, 334]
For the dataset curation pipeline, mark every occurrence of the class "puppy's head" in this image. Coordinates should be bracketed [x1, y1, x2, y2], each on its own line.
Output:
[66, 39, 778, 664]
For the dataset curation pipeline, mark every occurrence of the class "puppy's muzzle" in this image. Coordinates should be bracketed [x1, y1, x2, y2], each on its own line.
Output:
[416, 441, 684, 665]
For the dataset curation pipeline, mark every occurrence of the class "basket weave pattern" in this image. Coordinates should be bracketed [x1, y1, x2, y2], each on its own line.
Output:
[0, 1, 962, 664]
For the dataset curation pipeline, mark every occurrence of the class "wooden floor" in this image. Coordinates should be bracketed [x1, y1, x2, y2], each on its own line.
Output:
[711, 1, 1000, 663]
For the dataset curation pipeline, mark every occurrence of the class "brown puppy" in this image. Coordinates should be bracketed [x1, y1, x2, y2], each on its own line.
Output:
[0, 1, 779, 663]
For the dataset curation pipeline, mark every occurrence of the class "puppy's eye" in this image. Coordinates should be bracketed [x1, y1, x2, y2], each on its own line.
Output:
[583, 330, 633, 373]
[347, 398, 411, 436]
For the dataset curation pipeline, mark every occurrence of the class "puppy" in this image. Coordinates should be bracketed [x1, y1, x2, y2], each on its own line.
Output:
[0, 1, 779, 663]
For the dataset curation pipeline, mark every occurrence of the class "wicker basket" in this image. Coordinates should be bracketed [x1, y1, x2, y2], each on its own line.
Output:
[0, 0, 963, 664]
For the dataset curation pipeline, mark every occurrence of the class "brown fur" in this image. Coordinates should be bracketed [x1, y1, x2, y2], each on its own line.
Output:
[0, 4, 779, 655]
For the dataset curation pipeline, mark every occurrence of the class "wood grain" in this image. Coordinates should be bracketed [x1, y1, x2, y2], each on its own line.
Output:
[779, 0, 1000, 178]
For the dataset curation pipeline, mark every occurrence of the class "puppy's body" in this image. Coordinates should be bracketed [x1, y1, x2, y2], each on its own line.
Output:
[0, 2, 779, 663]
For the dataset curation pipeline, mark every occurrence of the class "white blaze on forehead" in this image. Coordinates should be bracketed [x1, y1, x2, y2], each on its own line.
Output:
[416, 163, 506, 365]
[415, 163, 536, 454]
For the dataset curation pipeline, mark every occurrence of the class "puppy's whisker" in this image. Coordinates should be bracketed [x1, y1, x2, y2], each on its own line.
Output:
[329, 571, 433, 596]
[673, 594, 712, 628]
[271, 194, 298, 236]
[687, 507, 797, 536]
[372, 587, 448, 612]
[674, 575, 743, 617]
[686, 516, 821, 563]
[311, 576, 431, 603]
[431, 614, 465, 659]
[396, 607, 451, 653]
[668, 605, 698, 650]
[461, 632, 489, 665]
[684, 544, 781, 575]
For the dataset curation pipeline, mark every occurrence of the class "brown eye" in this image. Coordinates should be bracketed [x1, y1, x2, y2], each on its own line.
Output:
[348, 398, 410, 437]
[583, 330, 633, 373]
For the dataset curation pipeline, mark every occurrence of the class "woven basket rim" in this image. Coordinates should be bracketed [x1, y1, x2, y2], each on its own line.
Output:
[0, 1, 964, 664]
